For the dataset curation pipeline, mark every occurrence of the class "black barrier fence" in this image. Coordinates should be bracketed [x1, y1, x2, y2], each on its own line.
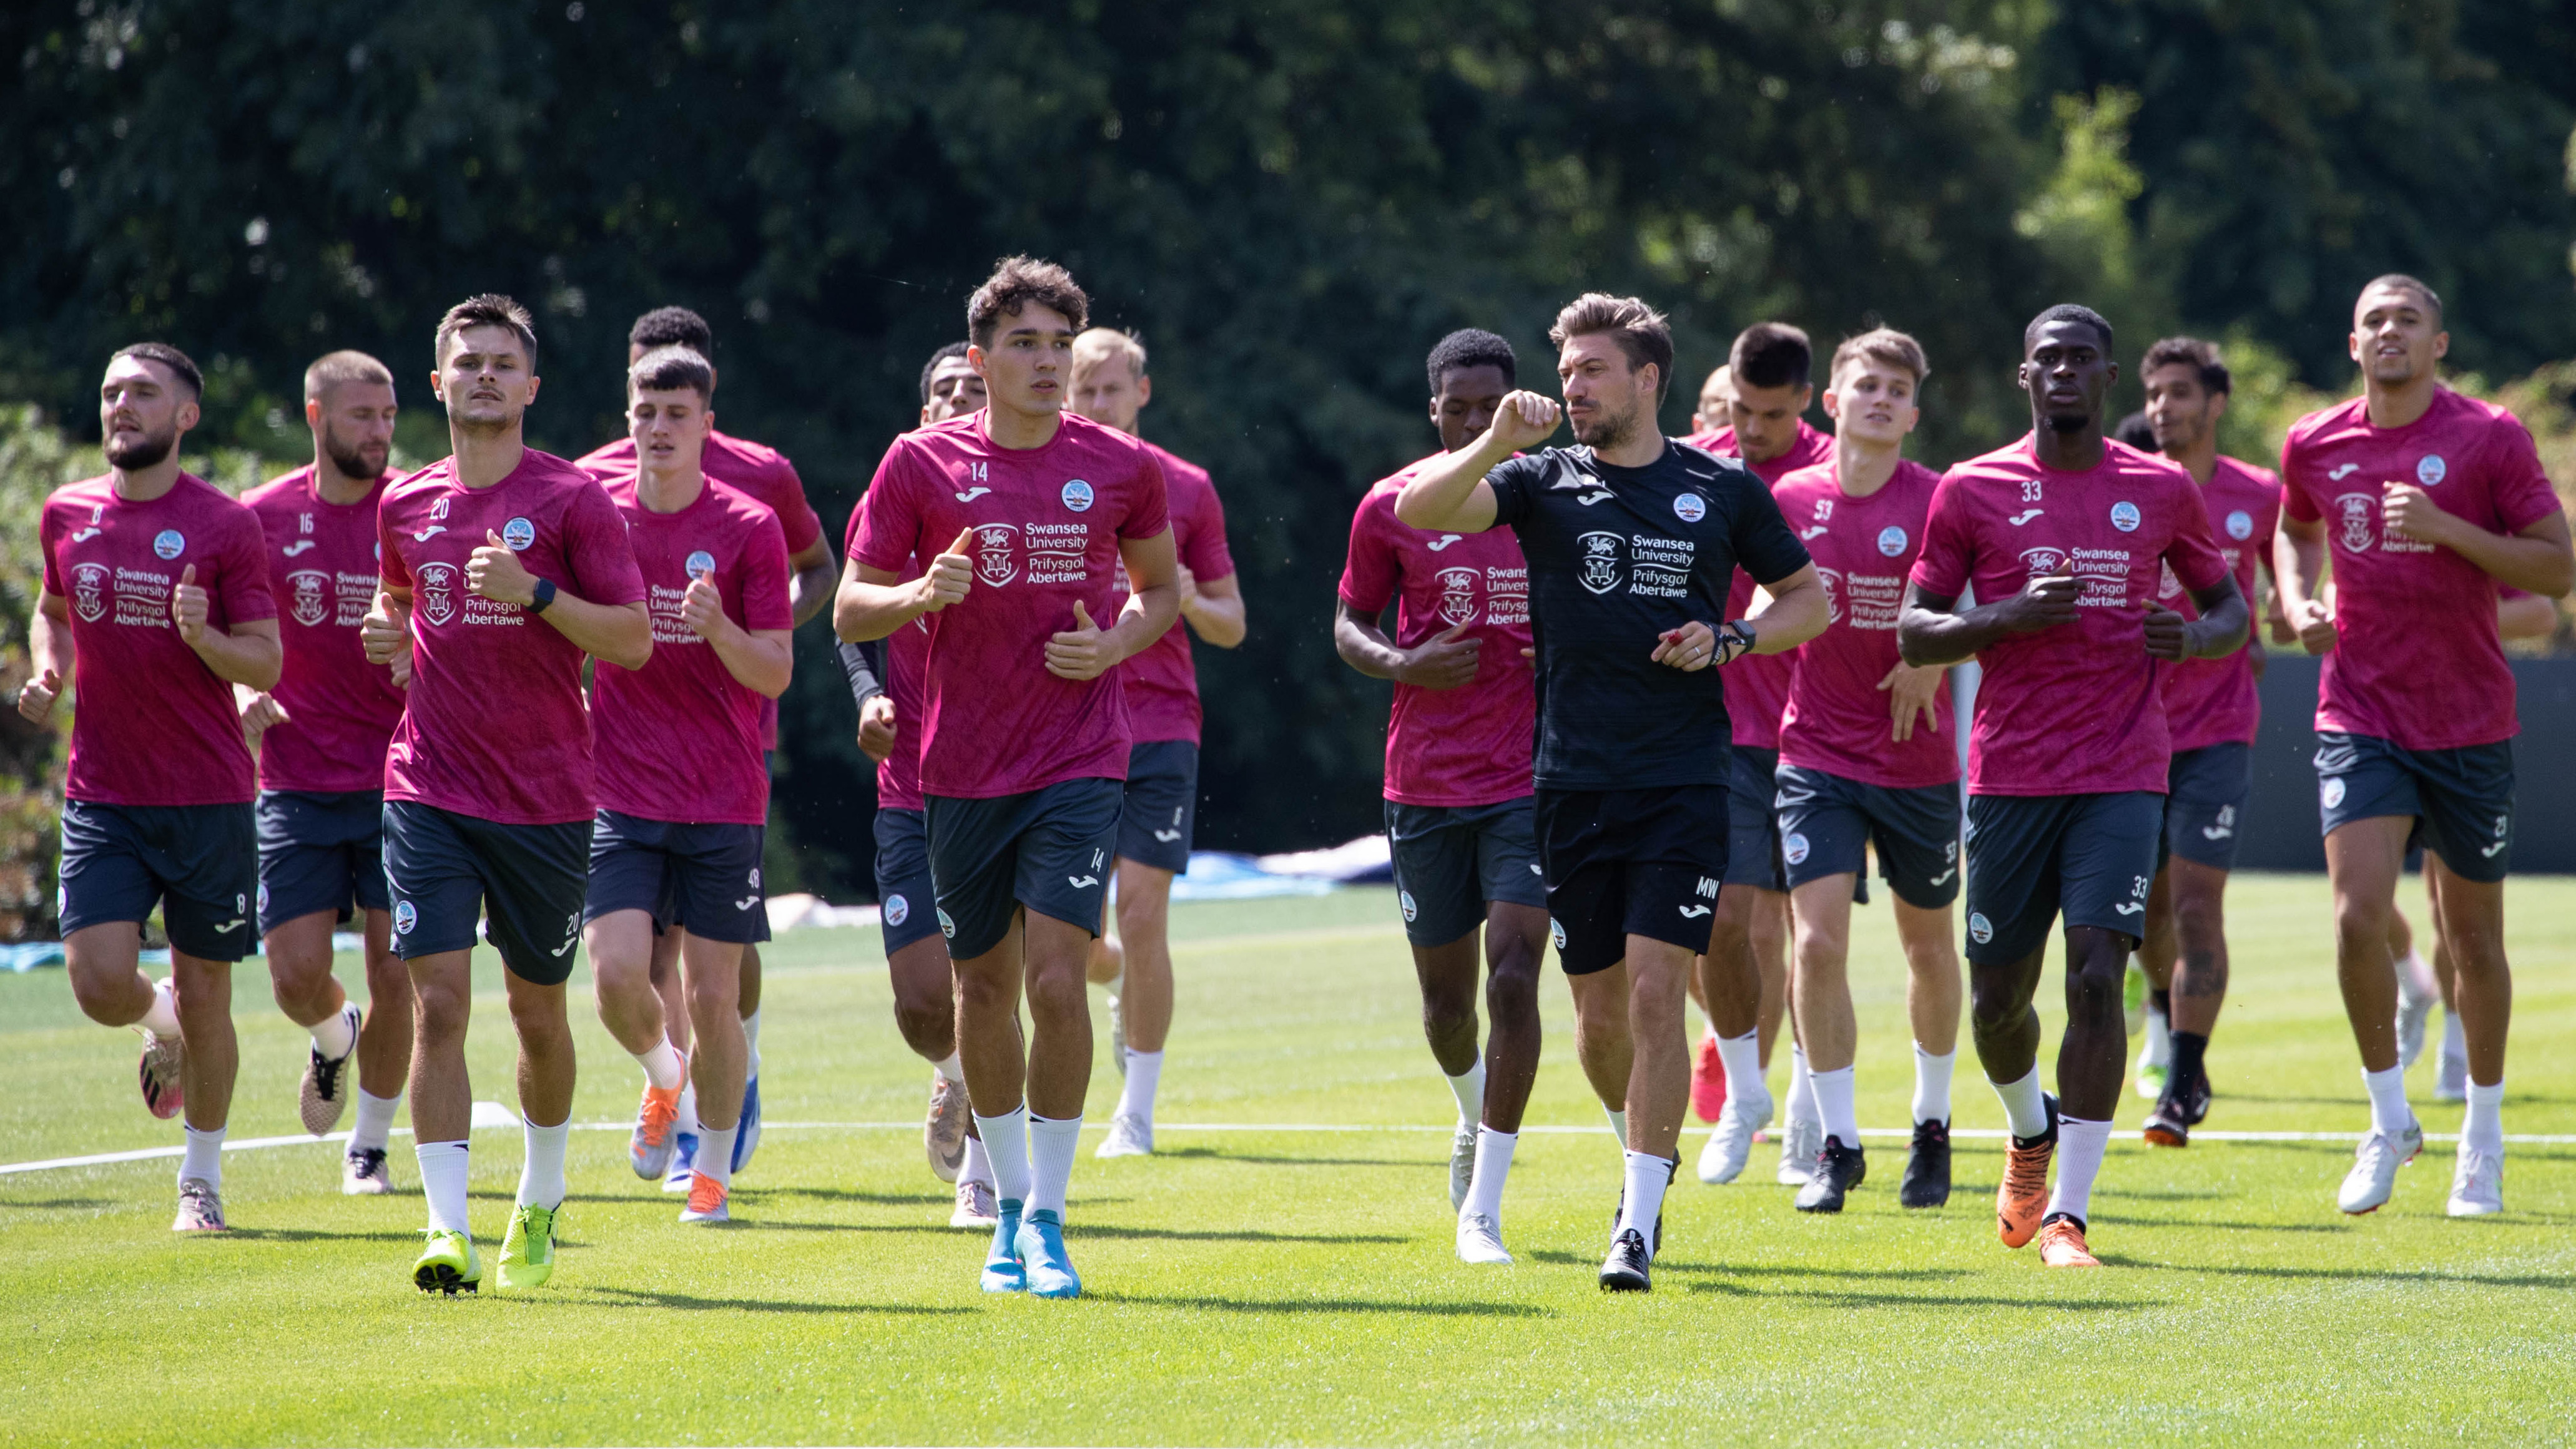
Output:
[2238, 656, 2576, 873]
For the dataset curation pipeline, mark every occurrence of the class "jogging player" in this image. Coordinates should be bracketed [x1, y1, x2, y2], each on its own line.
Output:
[22, 343, 280, 1232]
[1899, 304, 2246, 1269]
[2128, 336, 2281, 1147]
[583, 346, 792, 1226]
[1068, 327, 1246, 1158]
[578, 305, 835, 1186]
[840, 257, 1180, 1300]
[363, 295, 650, 1292]
[2273, 275, 2572, 1217]
[1396, 293, 1827, 1292]
[1689, 322, 1836, 1187]
[238, 350, 414, 1193]
[1769, 328, 1964, 1212]
[1337, 327, 1551, 1264]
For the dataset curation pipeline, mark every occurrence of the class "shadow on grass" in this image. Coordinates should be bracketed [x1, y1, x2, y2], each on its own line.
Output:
[740, 1186, 953, 1207]
[576, 1284, 975, 1315]
[225, 1226, 428, 1244]
[1687, 1279, 2156, 1310]
[1528, 1250, 1965, 1282]
[1077, 1224, 1409, 1245]
[2089, 1215, 2352, 1234]
[2097, 1255, 2576, 1288]
[0, 1197, 114, 1211]
[2090, 1186, 2229, 1202]
[1087, 1291, 1548, 1318]
[1158, 1146, 1430, 1169]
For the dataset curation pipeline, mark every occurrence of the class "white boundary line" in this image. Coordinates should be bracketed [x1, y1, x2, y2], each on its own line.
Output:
[6, 1119, 2572, 1177]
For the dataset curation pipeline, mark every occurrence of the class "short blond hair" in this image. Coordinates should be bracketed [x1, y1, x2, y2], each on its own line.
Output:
[1071, 327, 1149, 380]
[303, 350, 393, 402]
[1829, 328, 1929, 390]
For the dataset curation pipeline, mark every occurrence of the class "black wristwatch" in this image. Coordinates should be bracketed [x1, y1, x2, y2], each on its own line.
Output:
[529, 577, 559, 614]
[1716, 619, 1757, 665]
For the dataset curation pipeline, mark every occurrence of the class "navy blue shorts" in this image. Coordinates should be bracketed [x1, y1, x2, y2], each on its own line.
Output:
[1535, 785, 1729, 976]
[925, 778, 1123, 961]
[1115, 740, 1198, 874]
[2160, 743, 2253, 873]
[381, 801, 591, 984]
[1724, 745, 1786, 892]
[1385, 797, 1547, 948]
[2316, 732, 2515, 883]
[58, 800, 256, 963]
[1962, 792, 2161, 967]
[584, 810, 769, 946]
[873, 807, 941, 956]
[1774, 764, 1962, 909]
[255, 790, 389, 935]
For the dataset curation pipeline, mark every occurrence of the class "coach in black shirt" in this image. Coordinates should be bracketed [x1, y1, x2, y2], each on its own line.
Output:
[1399, 292, 1826, 1291]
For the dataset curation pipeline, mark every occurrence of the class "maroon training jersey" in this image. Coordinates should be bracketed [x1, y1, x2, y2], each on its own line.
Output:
[1337, 456, 1536, 808]
[851, 411, 1171, 800]
[2280, 388, 2560, 751]
[1693, 420, 1831, 750]
[1912, 436, 2229, 797]
[376, 449, 647, 825]
[1774, 458, 1957, 788]
[39, 473, 276, 807]
[1108, 440, 1236, 745]
[2156, 458, 2281, 753]
[243, 466, 407, 794]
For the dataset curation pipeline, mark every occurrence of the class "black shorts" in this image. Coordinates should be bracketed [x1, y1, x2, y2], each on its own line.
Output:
[1774, 764, 1962, 910]
[381, 800, 591, 984]
[873, 807, 941, 956]
[1535, 785, 1729, 976]
[58, 800, 257, 963]
[1385, 797, 1548, 948]
[584, 810, 769, 946]
[925, 778, 1123, 961]
[255, 790, 390, 935]
[1962, 792, 2161, 968]
[2160, 743, 2252, 873]
[1724, 746, 1786, 892]
[1114, 739, 1198, 873]
[2316, 732, 2515, 883]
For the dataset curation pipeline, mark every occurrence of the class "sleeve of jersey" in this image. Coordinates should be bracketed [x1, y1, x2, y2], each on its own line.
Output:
[566, 482, 647, 606]
[852, 445, 919, 574]
[764, 454, 827, 556]
[2277, 432, 2323, 523]
[1337, 494, 1395, 613]
[1184, 479, 1234, 580]
[1733, 478, 1812, 586]
[740, 514, 795, 632]
[2163, 479, 2231, 592]
[375, 496, 413, 592]
[1119, 446, 1172, 542]
[1483, 456, 1535, 529]
[1909, 473, 1972, 598]
[2487, 417, 2564, 534]
[217, 507, 278, 624]
[37, 503, 63, 598]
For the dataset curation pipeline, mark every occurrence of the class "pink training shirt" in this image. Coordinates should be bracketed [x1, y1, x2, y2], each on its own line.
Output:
[592, 479, 794, 825]
[1691, 420, 1832, 750]
[39, 473, 276, 807]
[852, 411, 1171, 800]
[1108, 440, 1236, 745]
[376, 449, 647, 825]
[1337, 456, 1537, 807]
[243, 466, 408, 794]
[843, 489, 931, 813]
[1774, 458, 1957, 788]
[2280, 388, 2561, 752]
[1912, 436, 2231, 797]
[2156, 457, 2281, 754]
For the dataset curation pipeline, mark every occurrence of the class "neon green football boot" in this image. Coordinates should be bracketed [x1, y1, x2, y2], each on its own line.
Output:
[413, 1228, 481, 1295]
[497, 1203, 559, 1290]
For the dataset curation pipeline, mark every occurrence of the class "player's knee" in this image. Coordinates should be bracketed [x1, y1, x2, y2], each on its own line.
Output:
[66, 966, 135, 1024]
[412, 980, 469, 1041]
[1023, 966, 1086, 1026]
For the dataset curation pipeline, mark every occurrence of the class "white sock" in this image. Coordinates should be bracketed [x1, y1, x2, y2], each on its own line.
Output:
[740, 1007, 762, 1079]
[517, 1116, 569, 1210]
[2362, 1063, 2412, 1139]
[140, 978, 182, 1038]
[1027, 1113, 1081, 1219]
[2395, 952, 2434, 1006]
[2463, 1079, 2505, 1155]
[417, 1140, 471, 1235]
[350, 1088, 401, 1153]
[2046, 1116, 2113, 1224]
[1604, 1104, 1628, 1147]
[1993, 1065, 2048, 1139]
[1785, 1044, 1818, 1127]
[634, 1037, 686, 1092]
[1616, 1150, 1672, 1249]
[1118, 1049, 1164, 1124]
[180, 1124, 225, 1189]
[692, 1126, 738, 1190]
[2441, 1011, 2467, 1059]
[1912, 1044, 1955, 1126]
[961, 1132, 994, 1190]
[1716, 1029, 1768, 1109]
[973, 1106, 1032, 1205]
[676, 1082, 701, 1141]
[2143, 1003, 2173, 1067]
[933, 1051, 966, 1085]
[311, 1000, 356, 1060]
[1445, 1059, 1487, 1127]
[1461, 1127, 1517, 1222]
[1810, 1065, 1861, 1147]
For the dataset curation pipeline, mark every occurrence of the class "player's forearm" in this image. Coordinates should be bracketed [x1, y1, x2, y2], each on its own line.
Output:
[2180, 587, 2251, 661]
[1898, 603, 2011, 667]
[838, 638, 887, 705]
[32, 607, 74, 684]
[547, 596, 653, 670]
[1393, 437, 1508, 531]
[1332, 609, 1404, 679]
[193, 627, 283, 690]
[835, 578, 931, 643]
[1183, 587, 1247, 649]
[788, 544, 838, 627]
[1743, 574, 1829, 653]
[2272, 528, 2328, 614]
[2442, 525, 2576, 599]
[2499, 593, 2560, 641]
[710, 627, 793, 699]
[1106, 582, 1182, 664]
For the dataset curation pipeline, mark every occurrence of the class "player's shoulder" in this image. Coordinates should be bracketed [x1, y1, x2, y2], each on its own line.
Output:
[44, 472, 116, 509]
[2282, 395, 2369, 454]
[1139, 437, 1212, 491]
[381, 458, 454, 506]
[175, 472, 262, 523]
[1773, 459, 1836, 499]
[1681, 427, 1735, 457]
[2212, 454, 2283, 499]
[242, 466, 314, 511]
[1894, 457, 1944, 493]
[706, 428, 799, 487]
[520, 448, 613, 502]
[1942, 436, 2034, 486]
[893, 413, 981, 461]
[2107, 438, 2194, 487]
[571, 436, 635, 473]
[704, 478, 785, 534]
[1668, 438, 1759, 488]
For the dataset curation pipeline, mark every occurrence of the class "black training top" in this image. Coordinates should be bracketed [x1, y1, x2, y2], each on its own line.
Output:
[1487, 439, 1809, 792]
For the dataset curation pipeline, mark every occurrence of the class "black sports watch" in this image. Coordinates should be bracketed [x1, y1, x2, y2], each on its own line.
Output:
[1715, 619, 1757, 666]
[529, 577, 559, 614]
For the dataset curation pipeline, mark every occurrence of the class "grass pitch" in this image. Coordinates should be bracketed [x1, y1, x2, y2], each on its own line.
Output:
[2, 875, 2574, 1447]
